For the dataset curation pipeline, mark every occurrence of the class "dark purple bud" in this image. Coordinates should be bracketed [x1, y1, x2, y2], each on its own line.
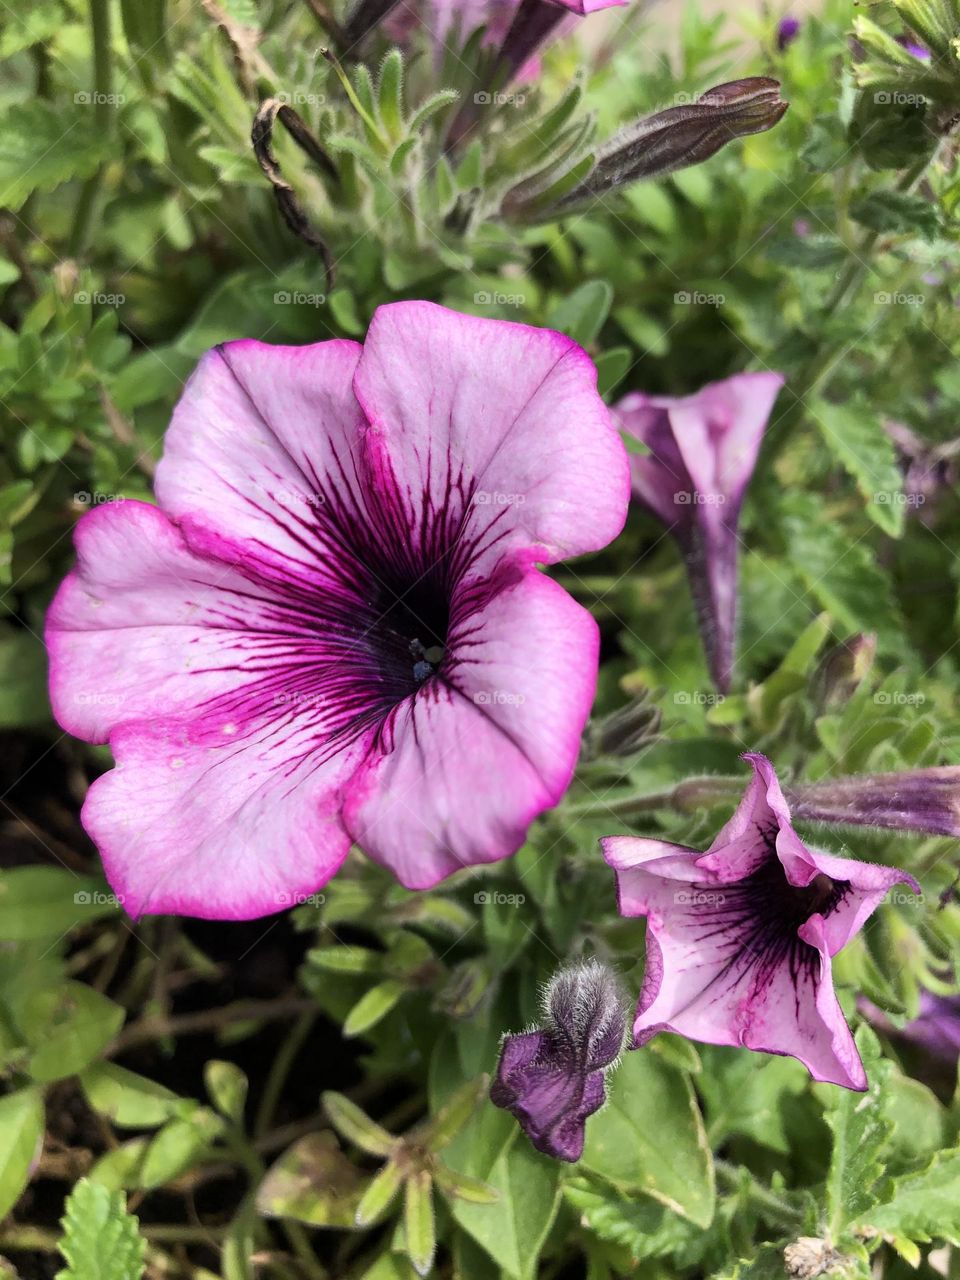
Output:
[490, 959, 624, 1162]
[777, 17, 801, 50]
[550, 78, 787, 211]
[786, 766, 960, 839]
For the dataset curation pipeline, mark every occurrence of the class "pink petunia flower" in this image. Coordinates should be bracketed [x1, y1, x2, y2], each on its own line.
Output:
[601, 752, 920, 1090]
[614, 372, 784, 692]
[47, 302, 629, 921]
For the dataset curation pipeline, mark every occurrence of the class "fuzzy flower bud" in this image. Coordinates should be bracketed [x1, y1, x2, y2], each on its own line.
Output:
[490, 959, 625, 1162]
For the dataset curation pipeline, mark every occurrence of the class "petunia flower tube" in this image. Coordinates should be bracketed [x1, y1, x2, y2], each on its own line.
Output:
[615, 372, 784, 692]
[47, 302, 630, 921]
[490, 959, 625, 1161]
[601, 753, 920, 1089]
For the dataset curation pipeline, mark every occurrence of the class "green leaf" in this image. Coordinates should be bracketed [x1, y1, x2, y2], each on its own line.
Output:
[307, 945, 383, 975]
[697, 1048, 808, 1153]
[858, 1150, 960, 1245]
[79, 1063, 184, 1130]
[0, 102, 111, 212]
[821, 1025, 892, 1236]
[0, 627, 50, 728]
[0, 3, 62, 57]
[594, 346, 632, 399]
[546, 280, 613, 347]
[809, 397, 905, 536]
[137, 1110, 224, 1189]
[433, 1165, 499, 1204]
[0, 867, 119, 940]
[56, 1179, 146, 1280]
[378, 50, 405, 139]
[26, 983, 125, 1083]
[581, 1050, 715, 1227]
[355, 1159, 405, 1226]
[322, 1092, 397, 1156]
[403, 1170, 436, 1277]
[451, 1140, 560, 1280]
[0, 1087, 44, 1219]
[425, 1076, 489, 1151]
[256, 1131, 365, 1227]
[850, 191, 941, 242]
[343, 980, 406, 1038]
[205, 1060, 248, 1124]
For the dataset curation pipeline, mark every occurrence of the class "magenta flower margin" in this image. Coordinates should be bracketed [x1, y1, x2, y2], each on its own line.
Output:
[602, 752, 919, 1089]
[47, 301, 630, 920]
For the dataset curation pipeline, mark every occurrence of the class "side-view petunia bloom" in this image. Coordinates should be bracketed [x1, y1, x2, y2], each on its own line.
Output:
[47, 302, 630, 920]
[490, 959, 625, 1161]
[601, 753, 920, 1089]
[614, 372, 784, 691]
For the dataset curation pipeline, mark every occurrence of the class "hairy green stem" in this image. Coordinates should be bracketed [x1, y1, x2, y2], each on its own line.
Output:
[568, 775, 745, 819]
[254, 1010, 318, 1140]
[715, 1159, 805, 1228]
[69, 0, 113, 258]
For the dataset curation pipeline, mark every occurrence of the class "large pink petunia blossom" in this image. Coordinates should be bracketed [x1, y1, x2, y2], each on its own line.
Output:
[601, 752, 920, 1090]
[614, 372, 784, 692]
[47, 302, 629, 921]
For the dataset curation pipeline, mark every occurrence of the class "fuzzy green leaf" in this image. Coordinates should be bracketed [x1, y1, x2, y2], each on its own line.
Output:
[0, 102, 111, 211]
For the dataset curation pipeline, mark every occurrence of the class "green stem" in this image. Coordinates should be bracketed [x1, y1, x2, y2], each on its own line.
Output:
[69, 0, 113, 258]
[567, 775, 744, 820]
[715, 1160, 804, 1229]
[254, 1010, 318, 1140]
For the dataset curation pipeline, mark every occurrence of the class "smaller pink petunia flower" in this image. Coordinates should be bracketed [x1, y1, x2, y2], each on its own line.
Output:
[614, 372, 784, 692]
[47, 302, 629, 921]
[601, 753, 920, 1090]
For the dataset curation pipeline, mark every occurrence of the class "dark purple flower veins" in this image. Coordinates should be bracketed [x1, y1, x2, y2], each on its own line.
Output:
[661, 837, 851, 1025]
[183, 347, 521, 761]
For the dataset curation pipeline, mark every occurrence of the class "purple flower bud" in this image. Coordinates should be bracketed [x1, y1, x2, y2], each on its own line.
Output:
[786, 766, 960, 839]
[896, 33, 931, 60]
[777, 17, 801, 51]
[860, 990, 960, 1064]
[490, 959, 625, 1162]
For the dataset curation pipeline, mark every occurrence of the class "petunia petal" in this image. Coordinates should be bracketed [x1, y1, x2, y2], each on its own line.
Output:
[83, 710, 367, 921]
[352, 300, 630, 577]
[155, 338, 368, 581]
[343, 572, 598, 888]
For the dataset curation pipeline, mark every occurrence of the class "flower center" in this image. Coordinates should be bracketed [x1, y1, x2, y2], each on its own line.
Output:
[369, 573, 451, 700]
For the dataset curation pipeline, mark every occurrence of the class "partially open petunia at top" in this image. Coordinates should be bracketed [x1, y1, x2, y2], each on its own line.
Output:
[47, 301, 630, 920]
[602, 753, 920, 1089]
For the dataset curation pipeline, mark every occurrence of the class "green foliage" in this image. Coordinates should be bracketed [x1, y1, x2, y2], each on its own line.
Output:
[56, 1180, 146, 1280]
